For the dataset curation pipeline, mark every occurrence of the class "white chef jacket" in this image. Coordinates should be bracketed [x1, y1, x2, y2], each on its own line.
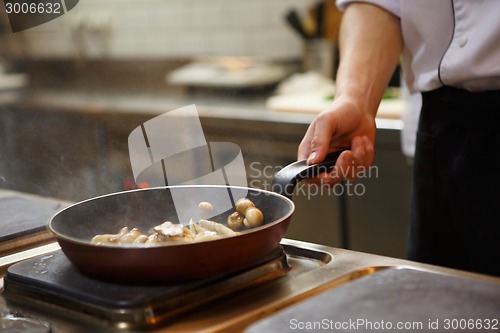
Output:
[337, 0, 500, 93]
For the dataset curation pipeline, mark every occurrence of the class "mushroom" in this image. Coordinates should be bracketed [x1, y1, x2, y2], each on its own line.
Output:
[227, 211, 244, 230]
[199, 219, 237, 236]
[243, 207, 264, 228]
[133, 234, 149, 244]
[235, 198, 255, 215]
[198, 201, 216, 219]
[118, 228, 143, 243]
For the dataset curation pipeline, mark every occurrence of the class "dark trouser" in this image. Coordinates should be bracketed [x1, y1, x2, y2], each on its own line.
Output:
[409, 86, 500, 277]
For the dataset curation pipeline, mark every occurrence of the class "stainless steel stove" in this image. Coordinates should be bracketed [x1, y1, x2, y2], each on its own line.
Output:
[0, 240, 338, 332]
[3, 246, 291, 330]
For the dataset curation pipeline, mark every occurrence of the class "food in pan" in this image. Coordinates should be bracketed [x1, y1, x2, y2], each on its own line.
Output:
[197, 201, 216, 219]
[235, 198, 255, 215]
[227, 212, 244, 230]
[90, 198, 264, 246]
[226, 198, 264, 230]
[91, 219, 239, 246]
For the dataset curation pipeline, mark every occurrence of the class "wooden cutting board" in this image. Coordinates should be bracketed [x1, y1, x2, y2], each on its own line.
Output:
[267, 93, 404, 120]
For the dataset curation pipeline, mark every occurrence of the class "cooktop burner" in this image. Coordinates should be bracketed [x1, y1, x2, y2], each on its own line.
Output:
[3, 246, 290, 329]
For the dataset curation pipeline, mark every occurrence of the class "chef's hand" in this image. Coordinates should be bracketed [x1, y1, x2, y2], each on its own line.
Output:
[297, 96, 376, 185]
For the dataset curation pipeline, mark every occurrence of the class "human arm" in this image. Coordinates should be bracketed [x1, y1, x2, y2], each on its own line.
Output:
[298, 2, 403, 182]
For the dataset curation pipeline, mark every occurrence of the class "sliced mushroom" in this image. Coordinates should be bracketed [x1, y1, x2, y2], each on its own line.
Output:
[194, 230, 221, 242]
[118, 228, 143, 243]
[199, 219, 238, 236]
[133, 234, 149, 244]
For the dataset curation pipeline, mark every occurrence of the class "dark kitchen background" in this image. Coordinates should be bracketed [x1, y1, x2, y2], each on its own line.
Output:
[0, 0, 410, 258]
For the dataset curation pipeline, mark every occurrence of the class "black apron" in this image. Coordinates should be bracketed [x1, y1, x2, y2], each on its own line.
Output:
[409, 86, 500, 277]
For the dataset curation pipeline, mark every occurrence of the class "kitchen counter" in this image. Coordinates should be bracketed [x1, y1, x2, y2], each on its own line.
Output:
[0, 189, 68, 257]
[1, 88, 403, 129]
[0, 189, 498, 333]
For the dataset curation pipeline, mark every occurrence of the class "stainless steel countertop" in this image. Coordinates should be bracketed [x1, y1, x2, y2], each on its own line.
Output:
[0, 239, 498, 333]
[1, 88, 403, 130]
[0, 188, 497, 332]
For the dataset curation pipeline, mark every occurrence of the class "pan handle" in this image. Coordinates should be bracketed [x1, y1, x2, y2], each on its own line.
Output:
[271, 150, 346, 199]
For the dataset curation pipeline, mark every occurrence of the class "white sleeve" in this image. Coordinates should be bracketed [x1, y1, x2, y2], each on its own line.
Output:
[336, 0, 400, 17]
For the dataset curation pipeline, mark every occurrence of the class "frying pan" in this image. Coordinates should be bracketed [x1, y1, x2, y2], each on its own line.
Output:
[48, 152, 342, 282]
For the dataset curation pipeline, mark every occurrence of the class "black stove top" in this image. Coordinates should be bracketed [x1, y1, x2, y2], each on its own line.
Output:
[3, 247, 290, 329]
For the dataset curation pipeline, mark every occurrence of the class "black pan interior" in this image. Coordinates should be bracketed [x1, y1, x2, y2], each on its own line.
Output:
[50, 186, 294, 242]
